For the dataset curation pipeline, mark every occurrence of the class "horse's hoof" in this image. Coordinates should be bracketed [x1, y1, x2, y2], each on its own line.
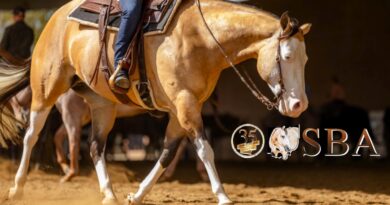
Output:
[218, 197, 234, 205]
[8, 186, 23, 200]
[102, 196, 118, 205]
[219, 201, 234, 205]
[199, 171, 209, 182]
[59, 171, 77, 183]
[126, 193, 142, 205]
[159, 173, 173, 182]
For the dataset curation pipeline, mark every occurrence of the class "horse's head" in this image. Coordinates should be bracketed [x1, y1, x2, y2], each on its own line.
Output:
[257, 12, 311, 118]
[269, 126, 300, 160]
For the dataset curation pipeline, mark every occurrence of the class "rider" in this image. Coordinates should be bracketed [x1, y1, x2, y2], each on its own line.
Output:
[113, 0, 143, 90]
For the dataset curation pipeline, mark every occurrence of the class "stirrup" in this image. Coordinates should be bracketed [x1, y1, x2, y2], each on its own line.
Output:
[109, 63, 131, 94]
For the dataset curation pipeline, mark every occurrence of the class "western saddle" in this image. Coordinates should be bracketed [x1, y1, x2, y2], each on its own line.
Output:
[82, 0, 174, 100]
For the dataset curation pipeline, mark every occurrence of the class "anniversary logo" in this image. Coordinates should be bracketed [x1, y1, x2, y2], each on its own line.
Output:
[230, 124, 265, 158]
[231, 124, 380, 160]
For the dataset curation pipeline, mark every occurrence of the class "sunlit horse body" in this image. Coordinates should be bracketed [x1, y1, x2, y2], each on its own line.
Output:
[0, 0, 311, 204]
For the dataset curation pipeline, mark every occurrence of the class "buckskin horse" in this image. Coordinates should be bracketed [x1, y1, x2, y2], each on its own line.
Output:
[0, 0, 311, 204]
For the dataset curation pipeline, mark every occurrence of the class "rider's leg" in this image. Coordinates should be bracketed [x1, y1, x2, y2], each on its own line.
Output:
[113, 0, 142, 89]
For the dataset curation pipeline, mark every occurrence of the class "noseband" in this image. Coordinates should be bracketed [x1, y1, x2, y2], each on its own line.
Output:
[196, 0, 292, 110]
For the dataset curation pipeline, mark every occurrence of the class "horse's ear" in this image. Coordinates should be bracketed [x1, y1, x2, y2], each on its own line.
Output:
[280, 11, 291, 32]
[300, 23, 312, 35]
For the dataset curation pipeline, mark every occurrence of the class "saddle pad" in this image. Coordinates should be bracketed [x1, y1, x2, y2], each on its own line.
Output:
[68, 0, 181, 36]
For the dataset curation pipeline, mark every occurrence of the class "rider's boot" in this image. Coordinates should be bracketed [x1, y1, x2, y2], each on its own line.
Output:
[110, 60, 131, 94]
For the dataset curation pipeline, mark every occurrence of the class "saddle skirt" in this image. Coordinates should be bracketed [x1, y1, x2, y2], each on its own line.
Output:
[68, 0, 182, 36]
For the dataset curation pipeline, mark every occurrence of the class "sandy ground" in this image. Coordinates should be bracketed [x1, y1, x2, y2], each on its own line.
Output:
[0, 159, 390, 205]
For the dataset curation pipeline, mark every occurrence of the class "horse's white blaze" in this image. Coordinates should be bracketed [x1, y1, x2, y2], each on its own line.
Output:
[277, 37, 308, 117]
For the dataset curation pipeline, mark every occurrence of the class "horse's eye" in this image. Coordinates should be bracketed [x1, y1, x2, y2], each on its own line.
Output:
[283, 54, 294, 61]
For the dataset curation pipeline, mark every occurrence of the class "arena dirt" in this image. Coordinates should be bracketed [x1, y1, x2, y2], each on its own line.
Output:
[1, 159, 389, 205]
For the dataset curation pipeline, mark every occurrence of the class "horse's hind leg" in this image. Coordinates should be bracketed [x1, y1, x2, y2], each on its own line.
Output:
[8, 108, 52, 199]
[54, 117, 83, 183]
[8, 68, 72, 199]
[55, 92, 87, 183]
[160, 138, 187, 181]
[129, 114, 185, 204]
[60, 118, 82, 183]
[54, 124, 70, 174]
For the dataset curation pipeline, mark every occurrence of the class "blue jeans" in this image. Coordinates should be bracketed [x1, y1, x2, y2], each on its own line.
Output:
[114, 0, 142, 68]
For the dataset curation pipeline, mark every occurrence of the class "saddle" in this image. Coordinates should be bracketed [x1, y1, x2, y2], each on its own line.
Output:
[80, 0, 173, 23]
[80, 0, 177, 108]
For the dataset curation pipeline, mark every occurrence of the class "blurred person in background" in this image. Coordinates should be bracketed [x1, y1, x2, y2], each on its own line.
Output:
[0, 6, 34, 61]
[320, 77, 374, 157]
[0, 6, 34, 160]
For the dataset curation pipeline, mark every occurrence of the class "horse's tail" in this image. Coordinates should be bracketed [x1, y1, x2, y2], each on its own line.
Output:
[0, 59, 31, 148]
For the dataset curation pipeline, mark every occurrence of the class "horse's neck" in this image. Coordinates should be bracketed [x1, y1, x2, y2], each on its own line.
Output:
[201, 1, 280, 66]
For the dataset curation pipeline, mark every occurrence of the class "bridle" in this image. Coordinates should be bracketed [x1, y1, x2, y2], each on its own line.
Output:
[195, 0, 298, 110]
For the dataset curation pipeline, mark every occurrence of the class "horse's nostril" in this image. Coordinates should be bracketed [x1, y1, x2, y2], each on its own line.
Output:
[293, 102, 301, 110]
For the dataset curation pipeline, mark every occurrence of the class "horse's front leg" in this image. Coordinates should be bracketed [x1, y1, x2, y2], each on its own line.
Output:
[175, 90, 232, 205]
[89, 102, 117, 204]
[191, 134, 232, 204]
[128, 115, 185, 204]
[74, 87, 118, 204]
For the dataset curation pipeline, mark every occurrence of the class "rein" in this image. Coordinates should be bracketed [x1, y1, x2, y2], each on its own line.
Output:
[195, 0, 286, 110]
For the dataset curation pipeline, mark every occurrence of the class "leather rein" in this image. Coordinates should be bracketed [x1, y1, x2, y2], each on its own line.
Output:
[195, 0, 288, 110]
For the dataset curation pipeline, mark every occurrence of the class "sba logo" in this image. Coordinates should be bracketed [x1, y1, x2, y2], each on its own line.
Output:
[231, 124, 380, 159]
[268, 126, 300, 160]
